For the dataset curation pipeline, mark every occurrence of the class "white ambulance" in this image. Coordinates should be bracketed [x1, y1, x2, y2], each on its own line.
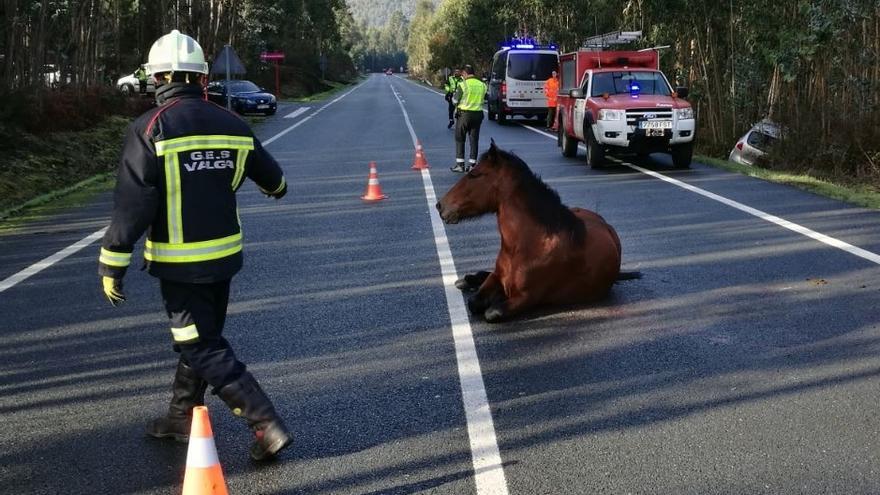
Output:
[486, 41, 559, 124]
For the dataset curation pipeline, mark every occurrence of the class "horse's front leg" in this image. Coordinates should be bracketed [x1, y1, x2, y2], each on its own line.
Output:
[454, 270, 491, 292]
[484, 293, 532, 323]
[467, 271, 504, 315]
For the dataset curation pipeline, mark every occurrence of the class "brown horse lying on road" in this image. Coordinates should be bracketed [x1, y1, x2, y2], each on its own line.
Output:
[436, 141, 624, 323]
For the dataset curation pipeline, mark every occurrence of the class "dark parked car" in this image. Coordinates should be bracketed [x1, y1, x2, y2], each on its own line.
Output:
[207, 79, 277, 115]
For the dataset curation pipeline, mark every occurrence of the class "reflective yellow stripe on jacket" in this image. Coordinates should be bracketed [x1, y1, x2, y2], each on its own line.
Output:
[99, 248, 132, 267]
[171, 324, 199, 343]
[154, 135, 255, 156]
[145, 232, 242, 263]
[153, 135, 254, 250]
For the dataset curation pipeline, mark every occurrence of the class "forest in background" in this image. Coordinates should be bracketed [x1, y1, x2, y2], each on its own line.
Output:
[0, 0, 362, 115]
[408, 0, 880, 186]
[1, 0, 879, 192]
[0, 0, 363, 211]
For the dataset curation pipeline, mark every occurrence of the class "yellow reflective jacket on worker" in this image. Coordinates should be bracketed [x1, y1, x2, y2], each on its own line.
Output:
[454, 77, 487, 112]
[98, 83, 286, 283]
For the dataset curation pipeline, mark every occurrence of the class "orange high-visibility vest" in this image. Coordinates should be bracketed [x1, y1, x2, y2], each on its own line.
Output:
[544, 76, 559, 107]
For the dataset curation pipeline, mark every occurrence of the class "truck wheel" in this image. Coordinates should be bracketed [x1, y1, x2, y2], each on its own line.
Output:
[586, 130, 605, 168]
[671, 142, 693, 169]
[120, 84, 134, 96]
[560, 124, 577, 157]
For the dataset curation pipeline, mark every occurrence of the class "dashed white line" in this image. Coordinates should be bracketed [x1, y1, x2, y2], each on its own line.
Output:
[390, 80, 510, 495]
[0, 228, 107, 293]
[264, 83, 364, 146]
[283, 107, 310, 119]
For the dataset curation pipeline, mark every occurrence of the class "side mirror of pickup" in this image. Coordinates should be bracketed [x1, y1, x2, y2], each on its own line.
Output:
[675, 86, 689, 99]
[569, 88, 584, 98]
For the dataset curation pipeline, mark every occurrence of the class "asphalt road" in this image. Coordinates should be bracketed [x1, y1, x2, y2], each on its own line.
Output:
[1, 73, 879, 495]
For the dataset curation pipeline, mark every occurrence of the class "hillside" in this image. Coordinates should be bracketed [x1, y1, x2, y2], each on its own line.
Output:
[347, 0, 440, 26]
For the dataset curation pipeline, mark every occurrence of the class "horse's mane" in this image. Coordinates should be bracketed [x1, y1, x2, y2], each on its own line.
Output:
[485, 147, 585, 237]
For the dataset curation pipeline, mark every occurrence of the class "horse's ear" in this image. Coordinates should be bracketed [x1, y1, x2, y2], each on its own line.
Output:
[489, 139, 498, 156]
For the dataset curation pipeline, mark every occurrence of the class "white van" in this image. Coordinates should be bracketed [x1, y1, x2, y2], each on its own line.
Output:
[486, 43, 559, 124]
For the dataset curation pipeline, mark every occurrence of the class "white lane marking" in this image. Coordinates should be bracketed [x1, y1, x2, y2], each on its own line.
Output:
[263, 82, 364, 146]
[0, 228, 107, 293]
[283, 107, 310, 119]
[519, 120, 880, 266]
[626, 163, 880, 264]
[0, 83, 366, 295]
[390, 81, 510, 495]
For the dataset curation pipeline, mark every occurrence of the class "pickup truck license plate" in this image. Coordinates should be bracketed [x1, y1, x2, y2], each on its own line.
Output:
[639, 120, 673, 129]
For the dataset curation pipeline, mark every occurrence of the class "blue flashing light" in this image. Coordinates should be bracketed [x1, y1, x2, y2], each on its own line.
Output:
[630, 81, 641, 99]
[499, 37, 558, 51]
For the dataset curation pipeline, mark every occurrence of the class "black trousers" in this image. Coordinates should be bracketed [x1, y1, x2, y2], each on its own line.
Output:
[445, 94, 455, 120]
[160, 279, 246, 391]
[455, 110, 484, 162]
[546, 106, 557, 128]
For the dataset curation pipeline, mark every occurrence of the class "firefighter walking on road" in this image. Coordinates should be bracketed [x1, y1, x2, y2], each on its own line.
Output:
[450, 65, 488, 173]
[443, 68, 463, 129]
[98, 30, 292, 461]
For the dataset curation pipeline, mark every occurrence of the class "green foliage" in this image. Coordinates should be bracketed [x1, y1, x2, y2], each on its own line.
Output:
[347, 0, 440, 27]
[408, 0, 880, 186]
[0, 116, 129, 213]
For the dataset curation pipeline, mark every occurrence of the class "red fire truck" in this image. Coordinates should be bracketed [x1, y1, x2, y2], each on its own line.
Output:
[555, 32, 695, 168]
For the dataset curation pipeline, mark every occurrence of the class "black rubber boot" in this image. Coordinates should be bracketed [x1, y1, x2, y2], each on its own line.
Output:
[146, 360, 207, 442]
[217, 372, 292, 461]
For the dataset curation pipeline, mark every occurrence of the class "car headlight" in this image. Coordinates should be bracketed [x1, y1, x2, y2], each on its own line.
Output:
[598, 109, 624, 121]
[676, 107, 694, 120]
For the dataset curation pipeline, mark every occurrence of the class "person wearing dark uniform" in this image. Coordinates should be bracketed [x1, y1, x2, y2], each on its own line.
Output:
[450, 65, 488, 173]
[443, 68, 462, 129]
[98, 30, 292, 461]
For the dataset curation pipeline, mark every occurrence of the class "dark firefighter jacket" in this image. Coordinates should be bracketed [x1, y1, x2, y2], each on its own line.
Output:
[98, 83, 286, 283]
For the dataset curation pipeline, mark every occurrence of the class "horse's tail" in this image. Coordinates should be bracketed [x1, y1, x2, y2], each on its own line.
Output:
[616, 270, 643, 281]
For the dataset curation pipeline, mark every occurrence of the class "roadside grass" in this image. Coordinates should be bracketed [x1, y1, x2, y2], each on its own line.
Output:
[0, 116, 129, 228]
[0, 173, 114, 233]
[284, 79, 358, 103]
[697, 154, 880, 209]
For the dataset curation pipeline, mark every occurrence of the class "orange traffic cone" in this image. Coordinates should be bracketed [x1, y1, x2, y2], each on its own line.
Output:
[361, 161, 388, 201]
[181, 406, 229, 495]
[411, 140, 430, 170]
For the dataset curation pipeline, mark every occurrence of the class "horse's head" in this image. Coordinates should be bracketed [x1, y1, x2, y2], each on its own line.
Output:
[436, 140, 508, 224]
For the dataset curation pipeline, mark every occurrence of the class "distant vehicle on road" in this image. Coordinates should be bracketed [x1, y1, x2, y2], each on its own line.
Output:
[385, 69, 393, 75]
[206, 79, 277, 115]
[116, 68, 155, 96]
[729, 119, 781, 166]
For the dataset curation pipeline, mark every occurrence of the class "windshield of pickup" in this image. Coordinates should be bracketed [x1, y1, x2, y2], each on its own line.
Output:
[589, 71, 671, 97]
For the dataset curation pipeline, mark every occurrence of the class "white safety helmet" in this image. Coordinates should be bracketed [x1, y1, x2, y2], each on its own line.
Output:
[145, 29, 208, 75]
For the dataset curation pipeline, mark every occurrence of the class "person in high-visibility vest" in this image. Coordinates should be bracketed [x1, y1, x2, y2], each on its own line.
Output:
[544, 70, 559, 130]
[450, 65, 488, 173]
[98, 30, 292, 462]
[134, 65, 148, 94]
[443, 68, 462, 129]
